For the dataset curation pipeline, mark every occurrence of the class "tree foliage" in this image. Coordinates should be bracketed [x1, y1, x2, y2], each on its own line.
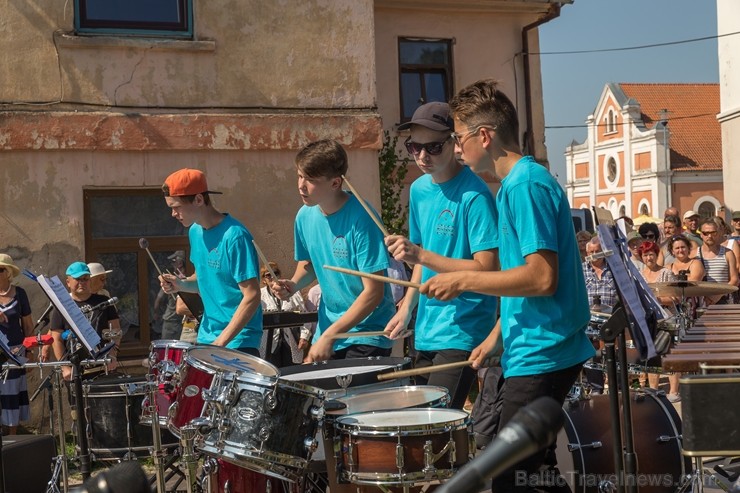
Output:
[379, 131, 409, 237]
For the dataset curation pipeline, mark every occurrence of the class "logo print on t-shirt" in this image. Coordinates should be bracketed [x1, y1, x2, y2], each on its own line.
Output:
[207, 247, 221, 269]
[332, 236, 349, 260]
[436, 209, 455, 237]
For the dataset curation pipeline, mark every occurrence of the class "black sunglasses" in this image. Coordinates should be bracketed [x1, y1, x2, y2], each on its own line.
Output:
[641, 233, 657, 240]
[404, 137, 450, 156]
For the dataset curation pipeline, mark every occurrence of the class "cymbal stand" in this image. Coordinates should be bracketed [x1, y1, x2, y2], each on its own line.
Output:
[600, 305, 638, 493]
[144, 374, 167, 493]
[180, 425, 201, 493]
[48, 365, 69, 493]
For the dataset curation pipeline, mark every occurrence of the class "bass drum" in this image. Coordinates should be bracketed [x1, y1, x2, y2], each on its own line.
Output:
[557, 389, 689, 493]
[202, 457, 298, 493]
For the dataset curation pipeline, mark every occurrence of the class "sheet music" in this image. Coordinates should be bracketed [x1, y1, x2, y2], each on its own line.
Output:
[0, 331, 22, 366]
[37, 275, 101, 352]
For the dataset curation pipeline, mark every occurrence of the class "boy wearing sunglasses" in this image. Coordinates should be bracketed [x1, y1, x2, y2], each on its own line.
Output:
[270, 139, 395, 363]
[384, 102, 498, 410]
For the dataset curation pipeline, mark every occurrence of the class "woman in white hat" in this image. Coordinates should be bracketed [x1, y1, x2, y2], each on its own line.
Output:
[0, 253, 34, 434]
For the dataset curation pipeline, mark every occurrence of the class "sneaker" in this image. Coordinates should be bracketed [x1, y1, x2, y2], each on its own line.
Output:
[667, 393, 681, 403]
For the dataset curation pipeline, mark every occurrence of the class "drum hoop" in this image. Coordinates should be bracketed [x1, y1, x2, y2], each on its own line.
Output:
[150, 339, 193, 351]
[335, 408, 470, 435]
[281, 356, 411, 376]
[329, 385, 450, 416]
[183, 346, 278, 378]
[198, 444, 306, 483]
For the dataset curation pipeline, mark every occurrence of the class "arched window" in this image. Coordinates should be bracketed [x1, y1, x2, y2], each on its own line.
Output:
[698, 201, 716, 219]
[639, 204, 649, 216]
[619, 204, 626, 218]
[605, 109, 616, 133]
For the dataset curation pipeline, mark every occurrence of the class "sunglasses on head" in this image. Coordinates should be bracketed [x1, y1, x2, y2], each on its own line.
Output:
[642, 233, 657, 240]
[404, 137, 450, 156]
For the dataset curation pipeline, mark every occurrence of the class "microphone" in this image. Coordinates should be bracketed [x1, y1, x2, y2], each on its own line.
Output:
[71, 460, 149, 493]
[436, 396, 564, 493]
[81, 297, 119, 314]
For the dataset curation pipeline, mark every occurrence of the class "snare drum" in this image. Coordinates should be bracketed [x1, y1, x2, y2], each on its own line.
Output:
[168, 346, 279, 437]
[280, 357, 411, 399]
[198, 368, 325, 483]
[322, 386, 450, 492]
[74, 373, 177, 460]
[334, 408, 472, 486]
[557, 389, 688, 493]
[141, 339, 191, 427]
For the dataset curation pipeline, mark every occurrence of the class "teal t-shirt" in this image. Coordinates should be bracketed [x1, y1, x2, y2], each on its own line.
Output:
[496, 156, 594, 377]
[189, 214, 263, 349]
[409, 166, 498, 351]
[294, 193, 395, 351]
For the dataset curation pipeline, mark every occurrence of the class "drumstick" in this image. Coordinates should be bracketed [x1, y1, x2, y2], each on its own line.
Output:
[377, 360, 475, 382]
[324, 265, 421, 289]
[341, 175, 390, 237]
[329, 330, 388, 340]
[139, 238, 177, 301]
[252, 240, 278, 279]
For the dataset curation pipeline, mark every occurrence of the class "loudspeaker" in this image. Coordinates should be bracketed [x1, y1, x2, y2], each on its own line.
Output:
[680, 374, 740, 457]
[2, 434, 56, 493]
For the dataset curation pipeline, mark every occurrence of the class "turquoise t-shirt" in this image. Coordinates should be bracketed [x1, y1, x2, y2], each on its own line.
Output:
[294, 193, 394, 351]
[189, 214, 263, 349]
[496, 156, 594, 377]
[409, 166, 498, 351]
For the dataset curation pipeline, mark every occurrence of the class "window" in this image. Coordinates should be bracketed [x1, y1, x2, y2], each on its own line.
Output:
[398, 38, 453, 122]
[639, 204, 649, 216]
[84, 188, 189, 356]
[697, 201, 716, 219]
[606, 157, 618, 183]
[605, 109, 617, 133]
[75, 0, 192, 38]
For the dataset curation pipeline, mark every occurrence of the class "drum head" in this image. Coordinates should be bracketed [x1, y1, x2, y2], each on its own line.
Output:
[279, 357, 411, 390]
[329, 386, 449, 416]
[336, 408, 468, 433]
[186, 346, 279, 378]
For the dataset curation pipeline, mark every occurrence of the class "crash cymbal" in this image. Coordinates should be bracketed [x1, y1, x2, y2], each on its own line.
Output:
[649, 281, 739, 297]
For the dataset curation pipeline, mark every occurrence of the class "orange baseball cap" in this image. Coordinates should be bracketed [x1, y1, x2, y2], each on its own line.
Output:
[163, 168, 222, 197]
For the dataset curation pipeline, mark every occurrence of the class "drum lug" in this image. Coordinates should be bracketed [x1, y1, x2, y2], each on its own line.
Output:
[190, 416, 215, 435]
[395, 442, 405, 470]
[148, 352, 158, 368]
[309, 405, 324, 421]
[346, 438, 355, 467]
[568, 440, 602, 452]
[657, 434, 680, 443]
[258, 425, 272, 442]
[218, 417, 232, 435]
[304, 437, 318, 453]
[423, 438, 455, 477]
[264, 391, 278, 412]
[201, 456, 219, 475]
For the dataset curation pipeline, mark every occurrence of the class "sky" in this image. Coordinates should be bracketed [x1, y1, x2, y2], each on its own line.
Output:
[538, 0, 719, 185]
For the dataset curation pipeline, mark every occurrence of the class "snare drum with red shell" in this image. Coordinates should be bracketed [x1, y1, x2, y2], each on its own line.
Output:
[322, 386, 450, 493]
[202, 457, 298, 493]
[167, 346, 279, 436]
[334, 408, 473, 487]
[141, 339, 191, 427]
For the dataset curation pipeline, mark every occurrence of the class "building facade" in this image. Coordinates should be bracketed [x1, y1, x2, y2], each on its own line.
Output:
[1, 0, 569, 356]
[565, 83, 723, 220]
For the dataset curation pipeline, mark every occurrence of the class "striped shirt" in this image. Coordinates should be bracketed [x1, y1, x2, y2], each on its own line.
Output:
[700, 246, 730, 283]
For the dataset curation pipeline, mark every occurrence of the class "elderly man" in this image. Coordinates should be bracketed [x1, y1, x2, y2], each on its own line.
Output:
[683, 210, 703, 248]
[50, 262, 121, 380]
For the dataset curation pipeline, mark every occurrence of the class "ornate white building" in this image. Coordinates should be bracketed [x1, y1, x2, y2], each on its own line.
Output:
[565, 83, 724, 219]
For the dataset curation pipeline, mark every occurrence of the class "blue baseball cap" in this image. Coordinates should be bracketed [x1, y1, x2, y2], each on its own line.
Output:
[66, 261, 91, 279]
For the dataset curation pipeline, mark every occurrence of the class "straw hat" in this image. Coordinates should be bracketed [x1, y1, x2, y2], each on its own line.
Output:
[0, 254, 21, 278]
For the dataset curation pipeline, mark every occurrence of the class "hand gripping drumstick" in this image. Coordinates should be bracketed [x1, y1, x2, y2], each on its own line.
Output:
[252, 240, 291, 294]
[341, 175, 390, 237]
[377, 360, 474, 382]
[324, 265, 421, 289]
[139, 238, 177, 301]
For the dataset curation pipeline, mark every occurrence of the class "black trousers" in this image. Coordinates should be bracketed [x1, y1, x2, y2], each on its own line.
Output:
[413, 349, 476, 410]
[491, 362, 584, 493]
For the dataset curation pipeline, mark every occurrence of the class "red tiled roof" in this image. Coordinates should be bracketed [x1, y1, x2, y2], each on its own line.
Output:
[619, 83, 721, 171]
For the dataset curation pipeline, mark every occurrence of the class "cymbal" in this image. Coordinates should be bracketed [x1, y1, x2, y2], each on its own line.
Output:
[649, 281, 739, 297]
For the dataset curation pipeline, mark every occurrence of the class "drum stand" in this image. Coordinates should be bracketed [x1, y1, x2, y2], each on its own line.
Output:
[600, 305, 639, 493]
[144, 375, 168, 493]
[179, 425, 201, 493]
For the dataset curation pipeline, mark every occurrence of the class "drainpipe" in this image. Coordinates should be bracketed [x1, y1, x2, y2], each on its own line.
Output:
[521, 2, 563, 164]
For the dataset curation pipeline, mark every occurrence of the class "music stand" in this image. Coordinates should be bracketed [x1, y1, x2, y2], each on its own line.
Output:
[593, 208, 666, 493]
[34, 274, 116, 481]
[0, 330, 23, 493]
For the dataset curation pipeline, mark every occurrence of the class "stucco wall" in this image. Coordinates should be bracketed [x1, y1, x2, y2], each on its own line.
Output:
[2, 0, 377, 108]
[718, 0, 740, 213]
